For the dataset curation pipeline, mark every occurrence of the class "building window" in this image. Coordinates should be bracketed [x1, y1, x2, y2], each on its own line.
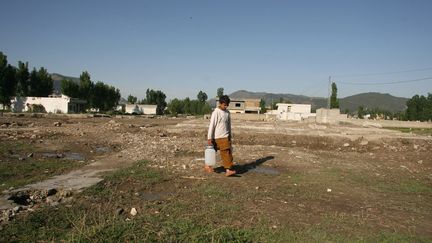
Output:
[235, 103, 241, 107]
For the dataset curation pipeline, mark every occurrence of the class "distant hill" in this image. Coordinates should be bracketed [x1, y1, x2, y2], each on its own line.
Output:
[339, 92, 408, 113]
[50, 73, 80, 95]
[228, 90, 408, 113]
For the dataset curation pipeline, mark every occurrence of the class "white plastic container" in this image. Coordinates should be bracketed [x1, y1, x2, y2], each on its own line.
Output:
[204, 145, 216, 166]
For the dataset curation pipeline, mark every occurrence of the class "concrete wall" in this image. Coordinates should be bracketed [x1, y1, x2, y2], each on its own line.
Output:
[230, 113, 266, 121]
[125, 104, 157, 114]
[12, 96, 70, 113]
[316, 108, 347, 124]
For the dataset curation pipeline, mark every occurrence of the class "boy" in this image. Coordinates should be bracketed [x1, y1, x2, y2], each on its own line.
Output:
[206, 95, 236, 176]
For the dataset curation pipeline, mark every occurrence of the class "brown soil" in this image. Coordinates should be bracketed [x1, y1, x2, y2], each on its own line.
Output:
[1, 114, 431, 237]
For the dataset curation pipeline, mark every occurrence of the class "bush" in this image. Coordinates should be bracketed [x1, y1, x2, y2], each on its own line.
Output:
[27, 104, 46, 113]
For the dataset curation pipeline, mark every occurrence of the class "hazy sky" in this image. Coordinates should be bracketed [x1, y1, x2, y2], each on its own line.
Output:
[1, 0, 431, 100]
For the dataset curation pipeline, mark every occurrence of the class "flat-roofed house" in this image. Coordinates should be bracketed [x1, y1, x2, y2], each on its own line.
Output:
[11, 95, 86, 113]
[227, 98, 261, 114]
[276, 103, 316, 121]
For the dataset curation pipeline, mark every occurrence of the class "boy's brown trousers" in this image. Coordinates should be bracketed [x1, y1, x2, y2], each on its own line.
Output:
[214, 137, 233, 169]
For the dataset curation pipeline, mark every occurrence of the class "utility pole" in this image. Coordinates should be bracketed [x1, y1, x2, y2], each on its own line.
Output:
[327, 76, 331, 109]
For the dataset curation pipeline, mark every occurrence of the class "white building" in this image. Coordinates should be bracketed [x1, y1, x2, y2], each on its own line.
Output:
[276, 103, 316, 121]
[125, 104, 157, 115]
[11, 95, 86, 114]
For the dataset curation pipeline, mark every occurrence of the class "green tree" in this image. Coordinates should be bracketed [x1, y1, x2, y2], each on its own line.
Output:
[79, 71, 93, 100]
[16, 61, 29, 96]
[144, 89, 167, 115]
[330, 82, 339, 109]
[90, 81, 120, 112]
[183, 97, 191, 114]
[406, 94, 432, 121]
[217, 87, 224, 97]
[0, 52, 17, 109]
[259, 98, 266, 113]
[61, 79, 80, 98]
[28, 67, 53, 97]
[357, 106, 365, 119]
[197, 91, 208, 102]
[127, 95, 137, 104]
[167, 98, 183, 115]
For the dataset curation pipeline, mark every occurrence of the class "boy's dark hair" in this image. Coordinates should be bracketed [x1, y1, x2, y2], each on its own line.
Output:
[219, 95, 230, 105]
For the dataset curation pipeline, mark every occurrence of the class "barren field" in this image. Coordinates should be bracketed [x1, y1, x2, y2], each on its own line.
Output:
[0, 114, 431, 242]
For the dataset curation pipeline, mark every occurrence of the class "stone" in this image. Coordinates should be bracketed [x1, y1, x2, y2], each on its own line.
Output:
[46, 188, 58, 197]
[59, 189, 72, 198]
[116, 208, 124, 215]
[360, 140, 369, 146]
[343, 143, 350, 147]
[130, 207, 137, 216]
[27, 153, 34, 158]
[13, 206, 22, 213]
[54, 122, 62, 127]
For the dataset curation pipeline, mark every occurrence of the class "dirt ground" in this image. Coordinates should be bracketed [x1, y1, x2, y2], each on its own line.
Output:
[0, 113, 431, 240]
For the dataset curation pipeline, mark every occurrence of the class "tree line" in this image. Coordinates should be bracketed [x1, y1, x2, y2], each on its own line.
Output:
[348, 93, 432, 121]
[61, 71, 121, 112]
[0, 51, 54, 108]
[0, 51, 122, 112]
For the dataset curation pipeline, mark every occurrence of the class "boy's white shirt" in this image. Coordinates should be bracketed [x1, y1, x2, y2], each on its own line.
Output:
[207, 107, 231, 140]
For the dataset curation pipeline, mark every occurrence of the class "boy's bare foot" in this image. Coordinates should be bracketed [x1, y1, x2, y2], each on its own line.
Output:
[225, 169, 236, 177]
[204, 165, 213, 173]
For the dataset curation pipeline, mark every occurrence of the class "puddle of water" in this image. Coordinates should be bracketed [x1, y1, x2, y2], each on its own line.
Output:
[95, 146, 110, 153]
[40, 152, 85, 161]
[41, 152, 62, 158]
[63, 152, 85, 161]
[250, 167, 280, 175]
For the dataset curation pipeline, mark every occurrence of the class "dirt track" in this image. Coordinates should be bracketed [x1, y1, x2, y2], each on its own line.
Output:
[1, 114, 431, 236]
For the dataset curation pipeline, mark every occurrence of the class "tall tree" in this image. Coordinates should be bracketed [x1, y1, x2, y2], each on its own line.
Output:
[144, 89, 167, 115]
[259, 98, 266, 113]
[79, 71, 93, 100]
[28, 67, 53, 97]
[127, 95, 137, 104]
[0, 52, 17, 109]
[330, 82, 339, 109]
[197, 91, 208, 102]
[16, 61, 29, 96]
[357, 106, 365, 119]
[217, 87, 224, 97]
[61, 79, 80, 98]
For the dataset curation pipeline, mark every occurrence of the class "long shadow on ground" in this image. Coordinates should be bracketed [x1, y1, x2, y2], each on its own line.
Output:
[214, 156, 275, 175]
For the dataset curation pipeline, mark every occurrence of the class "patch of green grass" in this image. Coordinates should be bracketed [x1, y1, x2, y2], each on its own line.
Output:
[376, 180, 432, 194]
[0, 141, 32, 154]
[383, 127, 432, 136]
[0, 158, 82, 191]
[83, 160, 165, 198]
[347, 171, 432, 194]
[195, 183, 229, 199]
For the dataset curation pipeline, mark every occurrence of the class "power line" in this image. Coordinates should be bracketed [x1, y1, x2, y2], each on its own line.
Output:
[338, 77, 432, 85]
[333, 67, 432, 78]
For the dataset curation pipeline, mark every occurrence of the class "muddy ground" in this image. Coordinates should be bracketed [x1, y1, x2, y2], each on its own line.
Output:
[0, 113, 431, 241]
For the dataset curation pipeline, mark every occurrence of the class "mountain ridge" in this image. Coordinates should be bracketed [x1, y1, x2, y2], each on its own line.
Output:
[229, 90, 408, 113]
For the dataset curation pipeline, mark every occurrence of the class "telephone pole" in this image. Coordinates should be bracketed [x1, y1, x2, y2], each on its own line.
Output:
[327, 76, 331, 109]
